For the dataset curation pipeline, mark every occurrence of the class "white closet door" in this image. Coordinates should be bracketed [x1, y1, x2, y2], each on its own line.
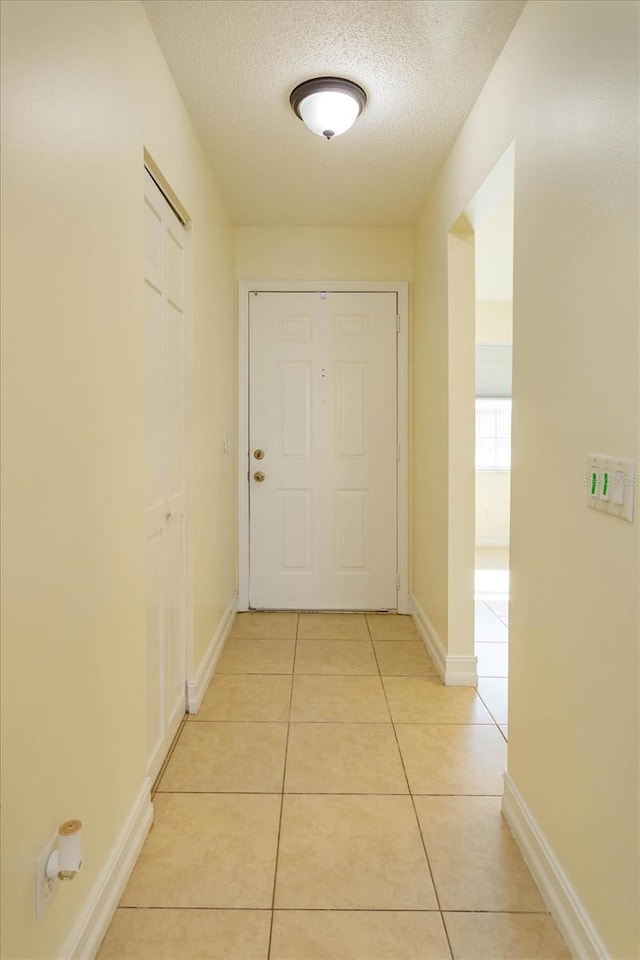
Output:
[249, 290, 397, 610]
[144, 170, 186, 781]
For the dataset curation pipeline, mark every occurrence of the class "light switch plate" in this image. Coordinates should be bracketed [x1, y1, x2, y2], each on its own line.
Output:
[586, 455, 635, 521]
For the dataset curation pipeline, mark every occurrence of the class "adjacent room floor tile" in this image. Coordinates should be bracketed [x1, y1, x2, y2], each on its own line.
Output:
[97, 908, 271, 960]
[475, 617, 509, 643]
[297, 613, 369, 640]
[275, 794, 437, 909]
[475, 599, 494, 616]
[290, 675, 390, 722]
[374, 640, 437, 676]
[366, 613, 421, 641]
[395, 723, 506, 795]
[120, 794, 281, 908]
[195, 675, 291, 721]
[414, 796, 546, 912]
[229, 612, 298, 639]
[157, 722, 288, 793]
[284, 722, 407, 794]
[483, 597, 509, 618]
[294, 639, 378, 675]
[444, 911, 570, 959]
[476, 642, 509, 677]
[383, 677, 493, 724]
[216, 638, 295, 674]
[270, 910, 451, 960]
[477, 677, 508, 724]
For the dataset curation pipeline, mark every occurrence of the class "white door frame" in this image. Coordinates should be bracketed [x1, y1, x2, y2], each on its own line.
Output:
[237, 280, 409, 614]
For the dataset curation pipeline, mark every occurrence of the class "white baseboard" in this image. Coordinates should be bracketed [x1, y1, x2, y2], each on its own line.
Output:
[410, 595, 447, 677]
[186, 594, 238, 714]
[63, 778, 153, 959]
[410, 595, 478, 686]
[502, 772, 610, 960]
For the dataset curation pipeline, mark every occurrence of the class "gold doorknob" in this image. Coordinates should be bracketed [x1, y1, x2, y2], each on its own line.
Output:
[254, 449, 265, 460]
[253, 471, 265, 482]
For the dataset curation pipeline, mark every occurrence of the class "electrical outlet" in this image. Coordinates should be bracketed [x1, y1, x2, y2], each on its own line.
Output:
[35, 834, 59, 921]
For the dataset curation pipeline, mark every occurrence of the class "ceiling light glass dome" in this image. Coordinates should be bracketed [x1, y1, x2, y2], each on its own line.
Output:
[290, 77, 367, 140]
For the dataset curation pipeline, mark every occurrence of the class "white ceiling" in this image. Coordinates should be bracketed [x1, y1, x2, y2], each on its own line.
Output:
[142, 0, 526, 227]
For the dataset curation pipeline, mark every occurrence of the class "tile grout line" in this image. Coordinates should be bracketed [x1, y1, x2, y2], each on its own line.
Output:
[266, 614, 299, 960]
[189, 718, 498, 725]
[475, 611, 511, 794]
[475, 687, 507, 742]
[368, 615, 455, 960]
[155, 789, 505, 797]
[150, 712, 189, 798]
[218, 671, 449, 677]
[117, 905, 554, 914]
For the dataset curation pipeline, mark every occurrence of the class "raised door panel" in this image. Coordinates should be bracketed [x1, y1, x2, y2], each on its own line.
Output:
[281, 490, 313, 572]
[145, 282, 164, 523]
[334, 362, 366, 459]
[165, 513, 186, 731]
[165, 299, 185, 507]
[335, 490, 367, 571]
[146, 531, 164, 768]
[144, 197, 162, 292]
[165, 222, 185, 311]
[280, 364, 311, 460]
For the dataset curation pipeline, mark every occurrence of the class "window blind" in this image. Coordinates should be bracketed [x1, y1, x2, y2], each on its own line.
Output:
[475, 343, 512, 398]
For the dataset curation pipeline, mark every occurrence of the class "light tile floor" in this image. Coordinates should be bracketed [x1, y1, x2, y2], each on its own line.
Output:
[98, 612, 568, 960]
[475, 547, 510, 598]
[475, 595, 510, 739]
[476, 546, 510, 745]
[476, 588, 509, 740]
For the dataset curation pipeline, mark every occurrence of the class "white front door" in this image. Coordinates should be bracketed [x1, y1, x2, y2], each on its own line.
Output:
[144, 170, 187, 782]
[249, 290, 397, 610]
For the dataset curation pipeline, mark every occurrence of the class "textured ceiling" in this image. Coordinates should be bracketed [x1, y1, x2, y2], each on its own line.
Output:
[142, 0, 526, 227]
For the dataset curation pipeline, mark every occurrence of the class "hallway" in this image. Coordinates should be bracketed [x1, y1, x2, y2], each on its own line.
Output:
[98, 613, 568, 960]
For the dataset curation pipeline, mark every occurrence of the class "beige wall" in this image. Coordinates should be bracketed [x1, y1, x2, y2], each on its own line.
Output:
[412, 1, 639, 956]
[475, 191, 514, 302]
[476, 300, 513, 344]
[476, 301, 512, 546]
[476, 472, 511, 545]
[0, 2, 236, 958]
[235, 226, 413, 280]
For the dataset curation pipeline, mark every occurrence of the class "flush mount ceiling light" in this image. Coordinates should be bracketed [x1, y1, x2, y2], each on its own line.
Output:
[289, 77, 367, 140]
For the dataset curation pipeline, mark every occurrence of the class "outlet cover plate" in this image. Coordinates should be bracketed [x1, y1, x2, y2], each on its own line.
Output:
[35, 834, 59, 921]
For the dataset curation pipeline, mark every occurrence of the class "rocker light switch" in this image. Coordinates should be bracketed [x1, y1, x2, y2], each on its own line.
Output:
[612, 473, 626, 506]
[587, 455, 635, 521]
